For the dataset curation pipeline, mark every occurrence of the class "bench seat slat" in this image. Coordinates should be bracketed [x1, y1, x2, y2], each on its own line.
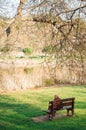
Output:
[62, 102, 73, 106]
[62, 105, 72, 109]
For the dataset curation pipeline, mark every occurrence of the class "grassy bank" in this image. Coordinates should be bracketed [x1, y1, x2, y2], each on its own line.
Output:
[0, 85, 86, 130]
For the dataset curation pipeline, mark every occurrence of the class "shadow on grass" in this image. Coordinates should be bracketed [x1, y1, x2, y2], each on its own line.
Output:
[0, 95, 42, 130]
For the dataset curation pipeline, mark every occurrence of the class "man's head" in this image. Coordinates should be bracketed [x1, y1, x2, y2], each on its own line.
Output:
[54, 95, 59, 99]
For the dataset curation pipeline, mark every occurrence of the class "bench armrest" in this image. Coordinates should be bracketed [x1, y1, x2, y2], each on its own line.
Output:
[49, 101, 53, 103]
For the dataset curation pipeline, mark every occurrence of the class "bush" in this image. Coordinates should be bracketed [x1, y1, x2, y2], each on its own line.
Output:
[0, 46, 10, 53]
[44, 78, 55, 86]
[42, 45, 52, 54]
[23, 48, 33, 55]
[24, 67, 33, 74]
[42, 45, 60, 54]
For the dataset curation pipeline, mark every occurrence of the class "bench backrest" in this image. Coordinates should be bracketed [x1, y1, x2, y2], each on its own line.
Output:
[61, 98, 75, 107]
[61, 97, 75, 109]
[52, 97, 75, 110]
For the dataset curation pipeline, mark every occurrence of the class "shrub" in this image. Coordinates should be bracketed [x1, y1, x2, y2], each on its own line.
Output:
[24, 67, 33, 74]
[16, 25, 20, 30]
[42, 45, 60, 54]
[34, 85, 42, 89]
[42, 45, 52, 54]
[23, 48, 33, 55]
[44, 78, 55, 86]
[0, 46, 10, 53]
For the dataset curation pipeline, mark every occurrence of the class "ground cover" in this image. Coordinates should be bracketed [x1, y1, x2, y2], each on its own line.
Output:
[0, 85, 86, 130]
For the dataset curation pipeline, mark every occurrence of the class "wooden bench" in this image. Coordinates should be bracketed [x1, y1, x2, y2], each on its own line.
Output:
[46, 97, 75, 120]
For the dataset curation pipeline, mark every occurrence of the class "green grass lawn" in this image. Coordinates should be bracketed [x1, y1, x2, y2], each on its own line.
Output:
[0, 85, 86, 130]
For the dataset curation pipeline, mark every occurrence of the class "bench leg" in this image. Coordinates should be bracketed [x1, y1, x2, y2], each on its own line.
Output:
[72, 109, 74, 115]
[49, 114, 53, 120]
[67, 109, 69, 116]
[67, 109, 74, 116]
[47, 113, 53, 120]
[53, 111, 56, 117]
[48, 111, 56, 120]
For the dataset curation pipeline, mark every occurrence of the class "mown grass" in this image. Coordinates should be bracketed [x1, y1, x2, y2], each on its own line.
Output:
[0, 85, 86, 130]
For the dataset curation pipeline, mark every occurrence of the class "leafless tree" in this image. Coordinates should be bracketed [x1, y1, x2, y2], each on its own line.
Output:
[2, 0, 86, 84]
[29, 0, 86, 84]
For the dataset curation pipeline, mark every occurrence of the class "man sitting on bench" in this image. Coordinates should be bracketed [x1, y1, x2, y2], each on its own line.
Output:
[47, 95, 62, 120]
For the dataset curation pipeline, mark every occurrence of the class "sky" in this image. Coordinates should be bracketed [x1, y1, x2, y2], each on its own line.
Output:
[0, 0, 20, 18]
[0, 0, 86, 19]
[0, 0, 42, 18]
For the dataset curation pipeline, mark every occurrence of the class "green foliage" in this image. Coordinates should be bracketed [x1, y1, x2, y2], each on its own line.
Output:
[0, 86, 86, 130]
[0, 46, 10, 53]
[23, 48, 33, 55]
[42, 45, 60, 54]
[44, 78, 55, 86]
[42, 45, 53, 54]
[24, 67, 33, 74]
